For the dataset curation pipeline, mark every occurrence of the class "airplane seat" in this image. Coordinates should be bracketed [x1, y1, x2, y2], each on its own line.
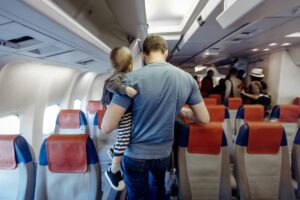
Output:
[34, 134, 100, 200]
[234, 122, 295, 200]
[0, 135, 35, 200]
[93, 110, 120, 199]
[293, 97, 300, 106]
[292, 127, 300, 198]
[207, 105, 233, 153]
[224, 97, 242, 135]
[86, 100, 103, 125]
[208, 94, 222, 104]
[177, 122, 232, 199]
[270, 105, 300, 155]
[235, 105, 265, 136]
[54, 109, 88, 134]
[86, 101, 104, 145]
[203, 97, 218, 105]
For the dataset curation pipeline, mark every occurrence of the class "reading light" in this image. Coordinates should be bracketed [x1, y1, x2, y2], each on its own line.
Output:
[281, 43, 291, 46]
[268, 43, 278, 46]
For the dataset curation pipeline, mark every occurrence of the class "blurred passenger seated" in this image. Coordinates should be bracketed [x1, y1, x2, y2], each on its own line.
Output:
[200, 69, 214, 97]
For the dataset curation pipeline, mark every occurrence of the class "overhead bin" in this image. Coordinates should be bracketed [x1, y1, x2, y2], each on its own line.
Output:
[0, 22, 73, 58]
[0, 15, 11, 25]
[217, 0, 300, 29]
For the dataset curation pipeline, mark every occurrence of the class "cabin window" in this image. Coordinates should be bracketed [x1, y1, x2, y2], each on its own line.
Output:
[73, 99, 82, 109]
[0, 114, 21, 134]
[43, 104, 60, 135]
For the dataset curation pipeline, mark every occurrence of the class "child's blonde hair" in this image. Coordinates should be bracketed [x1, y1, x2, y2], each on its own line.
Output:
[110, 47, 133, 73]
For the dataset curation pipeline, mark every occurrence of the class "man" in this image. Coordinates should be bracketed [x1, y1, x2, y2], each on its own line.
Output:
[224, 67, 242, 99]
[101, 35, 209, 199]
[201, 69, 214, 97]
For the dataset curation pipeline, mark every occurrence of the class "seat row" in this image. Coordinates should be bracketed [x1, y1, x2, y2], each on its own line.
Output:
[0, 100, 115, 200]
[175, 119, 300, 199]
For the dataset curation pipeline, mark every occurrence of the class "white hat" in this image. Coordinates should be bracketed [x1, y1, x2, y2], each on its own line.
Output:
[250, 68, 264, 78]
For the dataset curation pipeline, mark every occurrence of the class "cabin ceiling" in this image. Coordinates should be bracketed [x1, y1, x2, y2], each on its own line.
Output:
[51, 0, 147, 48]
[166, 0, 300, 68]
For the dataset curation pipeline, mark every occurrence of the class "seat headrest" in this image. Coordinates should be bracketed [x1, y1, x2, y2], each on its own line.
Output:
[188, 123, 226, 155]
[87, 100, 103, 114]
[0, 135, 33, 170]
[236, 105, 264, 121]
[293, 97, 300, 106]
[208, 94, 222, 104]
[93, 110, 106, 129]
[57, 110, 87, 129]
[203, 98, 217, 105]
[236, 122, 285, 154]
[226, 97, 242, 110]
[0, 135, 18, 170]
[271, 105, 300, 122]
[46, 134, 89, 173]
[207, 105, 229, 122]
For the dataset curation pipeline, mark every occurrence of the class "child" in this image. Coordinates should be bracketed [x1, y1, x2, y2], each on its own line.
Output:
[101, 47, 137, 191]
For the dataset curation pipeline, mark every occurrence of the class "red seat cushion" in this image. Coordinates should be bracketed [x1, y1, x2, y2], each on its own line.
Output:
[204, 98, 217, 105]
[87, 100, 103, 114]
[279, 105, 300, 123]
[208, 94, 222, 104]
[188, 123, 223, 155]
[0, 135, 18, 170]
[247, 122, 282, 154]
[97, 110, 106, 129]
[244, 105, 264, 122]
[228, 97, 242, 109]
[59, 110, 81, 129]
[47, 134, 88, 173]
[207, 105, 225, 122]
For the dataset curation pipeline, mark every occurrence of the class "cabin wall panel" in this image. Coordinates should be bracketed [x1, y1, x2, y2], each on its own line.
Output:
[68, 72, 98, 111]
[0, 62, 79, 154]
[277, 51, 300, 104]
[89, 73, 111, 102]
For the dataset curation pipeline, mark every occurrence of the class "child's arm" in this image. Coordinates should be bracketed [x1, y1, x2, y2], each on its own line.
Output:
[107, 74, 137, 97]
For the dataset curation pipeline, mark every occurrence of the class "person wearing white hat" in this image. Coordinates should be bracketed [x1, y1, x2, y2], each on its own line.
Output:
[241, 68, 270, 109]
[249, 68, 264, 78]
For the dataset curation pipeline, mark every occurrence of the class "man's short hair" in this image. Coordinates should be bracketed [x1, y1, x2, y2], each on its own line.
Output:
[143, 35, 168, 55]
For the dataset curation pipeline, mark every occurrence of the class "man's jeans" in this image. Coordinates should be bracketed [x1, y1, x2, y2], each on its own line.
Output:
[121, 155, 170, 200]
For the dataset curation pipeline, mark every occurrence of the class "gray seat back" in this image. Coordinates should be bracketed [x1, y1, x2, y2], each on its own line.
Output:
[0, 135, 35, 200]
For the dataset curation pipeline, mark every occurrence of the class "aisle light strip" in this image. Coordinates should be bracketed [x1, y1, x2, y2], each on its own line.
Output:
[268, 43, 278, 46]
[285, 32, 300, 37]
[22, 0, 111, 53]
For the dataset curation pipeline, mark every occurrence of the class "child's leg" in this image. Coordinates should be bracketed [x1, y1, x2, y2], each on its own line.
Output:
[106, 112, 131, 190]
[110, 156, 122, 173]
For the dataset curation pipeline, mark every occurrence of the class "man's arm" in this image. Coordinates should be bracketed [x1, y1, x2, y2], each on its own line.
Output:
[101, 103, 127, 133]
[180, 101, 210, 124]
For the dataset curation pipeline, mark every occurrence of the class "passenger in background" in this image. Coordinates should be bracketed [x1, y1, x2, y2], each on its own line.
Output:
[224, 67, 242, 99]
[237, 69, 246, 88]
[201, 69, 214, 97]
[101, 35, 209, 200]
[211, 78, 226, 102]
[240, 68, 270, 110]
[101, 47, 137, 191]
[237, 69, 247, 102]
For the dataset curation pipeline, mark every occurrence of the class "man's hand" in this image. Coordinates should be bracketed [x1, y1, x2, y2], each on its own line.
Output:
[126, 87, 137, 97]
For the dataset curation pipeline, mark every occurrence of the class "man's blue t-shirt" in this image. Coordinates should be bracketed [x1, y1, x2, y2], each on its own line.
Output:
[111, 61, 203, 159]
